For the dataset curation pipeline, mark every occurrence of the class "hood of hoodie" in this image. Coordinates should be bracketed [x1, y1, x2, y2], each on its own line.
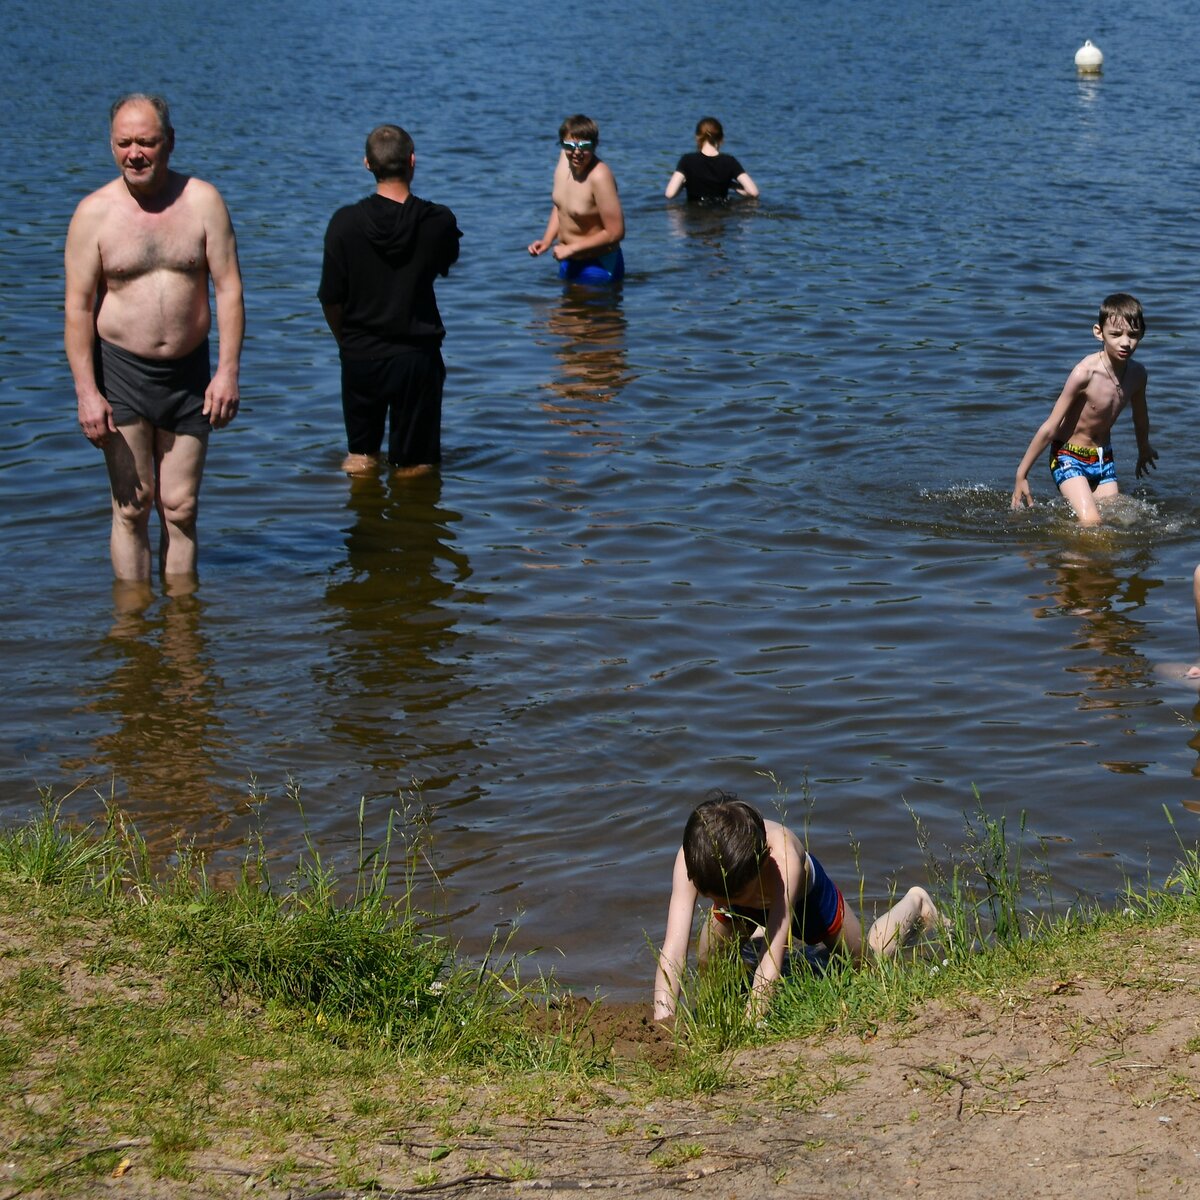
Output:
[358, 193, 429, 265]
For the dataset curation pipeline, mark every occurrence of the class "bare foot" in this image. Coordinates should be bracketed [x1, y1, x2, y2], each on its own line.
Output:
[1187, 665, 1200, 679]
[910, 886, 949, 934]
[391, 463, 435, 479]
[341, 453, 381, 476]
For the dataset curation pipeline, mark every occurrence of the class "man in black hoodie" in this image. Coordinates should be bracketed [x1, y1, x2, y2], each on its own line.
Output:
[319, 125, 462, 476]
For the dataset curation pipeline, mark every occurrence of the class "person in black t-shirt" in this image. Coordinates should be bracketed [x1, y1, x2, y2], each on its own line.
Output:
[319, 125, 462, 476]
[665, 117, 759, 204]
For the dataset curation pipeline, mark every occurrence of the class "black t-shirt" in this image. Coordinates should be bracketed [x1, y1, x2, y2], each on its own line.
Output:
[318, 193, 462, 359]
[674, 151, 746, 202]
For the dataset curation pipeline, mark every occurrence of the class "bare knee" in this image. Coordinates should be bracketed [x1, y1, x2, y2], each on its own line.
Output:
[158, 489, 199, 532]
[112, 488, 153, 531]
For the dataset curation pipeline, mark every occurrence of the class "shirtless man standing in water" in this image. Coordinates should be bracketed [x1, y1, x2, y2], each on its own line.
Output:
[528, 114, 625, 284]
[65, 94, 244, 584]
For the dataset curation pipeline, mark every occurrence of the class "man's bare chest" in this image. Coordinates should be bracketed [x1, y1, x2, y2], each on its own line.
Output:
[100, 216, 207, 283]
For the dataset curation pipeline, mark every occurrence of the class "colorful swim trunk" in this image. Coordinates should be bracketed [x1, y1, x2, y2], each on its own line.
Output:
[96, 338, 212, 439]
[558, 246, 625, 285]
[1049, 441, 1116, 490]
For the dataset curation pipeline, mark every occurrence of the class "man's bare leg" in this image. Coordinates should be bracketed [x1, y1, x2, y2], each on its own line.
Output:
[103, 420, 156, 581]
[155, 429, 207, 579]
[866, 886, 944, 958]
[108, 579, 154, 641]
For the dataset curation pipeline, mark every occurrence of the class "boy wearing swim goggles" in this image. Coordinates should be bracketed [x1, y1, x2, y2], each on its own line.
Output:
[528, 115, 625, 284]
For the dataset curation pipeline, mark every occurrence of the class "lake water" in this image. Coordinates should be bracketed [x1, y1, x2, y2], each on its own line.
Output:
[3, 0, 1200, 998]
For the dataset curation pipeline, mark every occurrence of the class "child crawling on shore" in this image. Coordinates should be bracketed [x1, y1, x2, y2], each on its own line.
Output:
[652, 793, 943, 1022]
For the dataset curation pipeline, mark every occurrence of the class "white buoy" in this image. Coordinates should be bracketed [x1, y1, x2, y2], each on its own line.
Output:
[1075, 39, 1104, 74]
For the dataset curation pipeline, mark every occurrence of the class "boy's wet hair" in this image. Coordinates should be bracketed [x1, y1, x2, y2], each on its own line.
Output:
[559, 113, 599, 144]
[682, 792, 767, 899]
[1098, 293, 1145, 335]
[365, 124, 414, 182]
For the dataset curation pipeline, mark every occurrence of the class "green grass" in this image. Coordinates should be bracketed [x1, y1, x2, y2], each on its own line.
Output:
[0, 792, 615, 1194]
[0, 790, 1197, 1195]
[671, 792, 1200, 1052]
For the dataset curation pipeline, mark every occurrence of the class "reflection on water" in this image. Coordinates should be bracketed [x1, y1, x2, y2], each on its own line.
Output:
[665, 201, 757, 258]
[1030, 546, 1161, 671]
[536, 288, 633, 417]
[318, 473, 478, 802]
[4, 0, 1200, 998]
[64, 580, 231, 836]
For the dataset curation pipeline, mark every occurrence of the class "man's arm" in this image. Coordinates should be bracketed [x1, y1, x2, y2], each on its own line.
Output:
[200, 183, 243, 430]
[64, 197, 114, 447]
[321, 303, 344, 346]
[552, 164, 625, 260]
[652, 848, 698, 1022]
[431, 208, 462, 276]
[1129, 367, 1156, 477]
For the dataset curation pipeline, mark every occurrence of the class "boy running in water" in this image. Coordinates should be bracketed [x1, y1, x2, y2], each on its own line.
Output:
[1012, 294, 1155, 526]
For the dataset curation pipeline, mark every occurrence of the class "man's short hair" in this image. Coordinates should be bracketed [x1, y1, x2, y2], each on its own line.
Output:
[682, 792, 767, 899]
[1097, 293, 1145, 335]
[110, 93, 173, 137]
[365, 125, 414, 182]
[558, 114, 599, 144]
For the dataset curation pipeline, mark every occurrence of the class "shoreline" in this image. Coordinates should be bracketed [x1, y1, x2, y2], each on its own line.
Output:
[1, 803, 1198, 1197]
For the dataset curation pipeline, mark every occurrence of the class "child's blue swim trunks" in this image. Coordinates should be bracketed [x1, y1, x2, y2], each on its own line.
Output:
[712, 852, 846, 946]
[558, 246, 625, 285]
[1049, 441, 1117, 490]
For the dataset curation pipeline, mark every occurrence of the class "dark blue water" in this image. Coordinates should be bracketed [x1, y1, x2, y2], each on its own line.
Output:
[3, 0, 1200, 997]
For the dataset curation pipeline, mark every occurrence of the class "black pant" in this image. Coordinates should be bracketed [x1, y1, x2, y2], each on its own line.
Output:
[340, 344, 445, 467]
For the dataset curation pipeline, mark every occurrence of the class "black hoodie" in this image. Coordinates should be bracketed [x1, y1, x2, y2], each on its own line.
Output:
[318, 193, 462, 359]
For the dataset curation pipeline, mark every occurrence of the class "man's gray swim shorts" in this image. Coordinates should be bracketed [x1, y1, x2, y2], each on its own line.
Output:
[96, 338, 211, 439]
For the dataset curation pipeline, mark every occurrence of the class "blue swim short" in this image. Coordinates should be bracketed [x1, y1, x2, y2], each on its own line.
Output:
[558, 246, 625, 285]
[1049, 441, 1117, 490]
[712, 852, 846, 947]
[795, 853, 846, 945]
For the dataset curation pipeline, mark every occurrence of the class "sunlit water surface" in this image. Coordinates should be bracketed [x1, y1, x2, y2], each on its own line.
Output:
[3, 0, 1200, 996]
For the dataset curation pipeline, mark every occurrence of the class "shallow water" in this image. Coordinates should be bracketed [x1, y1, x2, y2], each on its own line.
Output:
[2, 0, 1200, 997]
